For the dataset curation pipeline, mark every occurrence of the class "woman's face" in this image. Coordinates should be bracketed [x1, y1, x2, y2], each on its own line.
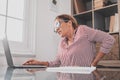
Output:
[54, 19, 71, 37]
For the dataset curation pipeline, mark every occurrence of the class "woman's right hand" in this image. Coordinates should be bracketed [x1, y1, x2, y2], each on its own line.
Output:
[23, 59, 49, 66]
[23, 59, 41, 65]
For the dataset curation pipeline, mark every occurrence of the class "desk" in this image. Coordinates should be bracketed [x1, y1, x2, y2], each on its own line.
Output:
[0, 67, 120, 80]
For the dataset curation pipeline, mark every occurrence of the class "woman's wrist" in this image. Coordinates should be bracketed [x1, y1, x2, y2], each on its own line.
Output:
[91, 52, 105, 66]
[40, 61, 49, 67]
[91, 61, 98, 66]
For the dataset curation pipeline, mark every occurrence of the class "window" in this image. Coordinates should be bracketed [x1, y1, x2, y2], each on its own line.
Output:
[0, 0, 36, 56]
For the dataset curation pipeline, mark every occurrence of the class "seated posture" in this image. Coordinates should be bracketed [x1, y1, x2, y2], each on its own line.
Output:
[23, 14, 115, 67]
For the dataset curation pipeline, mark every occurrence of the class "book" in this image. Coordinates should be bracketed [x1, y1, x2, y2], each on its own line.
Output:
[74, 0, 86, 14]
[94, 0, 105, 9]
[109, 15, 115, 32]
[113, 13, 119, 32]
[105, 17, 110, 32]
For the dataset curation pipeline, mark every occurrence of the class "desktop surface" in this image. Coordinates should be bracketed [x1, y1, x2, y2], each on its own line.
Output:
[0, 67, 120, 80]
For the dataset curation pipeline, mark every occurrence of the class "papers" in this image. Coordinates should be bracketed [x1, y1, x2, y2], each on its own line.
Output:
[46, 66, 96, 74]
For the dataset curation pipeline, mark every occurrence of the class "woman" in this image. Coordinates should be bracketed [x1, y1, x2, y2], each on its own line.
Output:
[23, 14, 115, 67]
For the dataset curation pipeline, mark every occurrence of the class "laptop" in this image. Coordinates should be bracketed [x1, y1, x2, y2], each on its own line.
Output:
[2, 34, 47, 68]
[4, 67, 14, 80]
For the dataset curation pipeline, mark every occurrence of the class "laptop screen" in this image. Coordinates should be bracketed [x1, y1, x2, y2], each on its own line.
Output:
[2, 34, 14, 67]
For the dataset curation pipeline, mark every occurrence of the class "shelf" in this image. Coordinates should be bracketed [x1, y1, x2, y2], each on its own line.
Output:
[74, 11, 92, 27]
[109, 32, 119, 35]
[94, 4, 118, 17]
[94, 3, 117, 10]
[72, 0, 120, 60]
[94, 12, 106, 31]
[98, 60, 120, 67]
[74, 11, 92, 20]
[83, 0, 92, 11]
[72, 0, 92, 14]
[94, 4, 119, 32]
[73, 10, 92, 16]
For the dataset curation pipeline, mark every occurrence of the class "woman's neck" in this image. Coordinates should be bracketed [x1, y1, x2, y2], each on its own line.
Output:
[66, 29, 76, 45]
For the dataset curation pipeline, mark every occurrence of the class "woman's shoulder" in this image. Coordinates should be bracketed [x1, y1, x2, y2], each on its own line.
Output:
[74, 25, 88, 38]
[77, 25, 88, 33]
[77, 25, 95, 33]
[78, 25, 91, 30]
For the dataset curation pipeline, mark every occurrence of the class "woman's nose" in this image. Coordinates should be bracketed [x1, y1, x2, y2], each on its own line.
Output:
[54, 27, 60, 33]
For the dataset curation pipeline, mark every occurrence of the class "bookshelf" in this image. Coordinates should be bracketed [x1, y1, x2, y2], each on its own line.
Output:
[72, 0, 120, 60]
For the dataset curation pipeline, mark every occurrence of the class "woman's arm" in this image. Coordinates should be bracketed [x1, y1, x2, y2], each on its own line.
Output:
[91, 52, 105, 66]
[83, 25, 115, 66]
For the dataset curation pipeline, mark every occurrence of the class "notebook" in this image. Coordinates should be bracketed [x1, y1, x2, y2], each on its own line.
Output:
[2, 34, 47, 68]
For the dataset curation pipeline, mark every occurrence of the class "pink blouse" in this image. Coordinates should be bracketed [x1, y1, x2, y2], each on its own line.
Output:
[49, 25, 115, 67]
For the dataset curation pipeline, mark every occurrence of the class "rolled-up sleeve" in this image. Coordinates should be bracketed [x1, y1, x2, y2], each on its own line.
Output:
[83, 25, 115, 54]
[48, 54, 61, 67]
[48, 41, 62, 67]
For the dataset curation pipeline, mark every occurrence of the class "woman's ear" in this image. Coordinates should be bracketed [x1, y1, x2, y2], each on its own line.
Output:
[67, 20, 72, 25]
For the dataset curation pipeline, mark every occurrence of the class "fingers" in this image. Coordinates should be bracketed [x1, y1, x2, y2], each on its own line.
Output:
[23, 59, 35, 65]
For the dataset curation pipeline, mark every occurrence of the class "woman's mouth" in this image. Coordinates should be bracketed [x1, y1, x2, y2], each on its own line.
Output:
[58, 31, 61, 34]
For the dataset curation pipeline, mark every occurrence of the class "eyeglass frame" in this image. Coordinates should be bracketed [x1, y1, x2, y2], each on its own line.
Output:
[54, 19, 69, 33]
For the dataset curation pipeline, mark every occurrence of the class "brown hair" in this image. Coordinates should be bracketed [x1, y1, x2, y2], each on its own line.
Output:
[55, 14, 78, 29]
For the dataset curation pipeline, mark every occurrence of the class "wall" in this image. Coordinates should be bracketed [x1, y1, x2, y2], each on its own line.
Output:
[35, 0, 71, 61]
[35, 0, 71, 80]
[0, 0, 71, 67]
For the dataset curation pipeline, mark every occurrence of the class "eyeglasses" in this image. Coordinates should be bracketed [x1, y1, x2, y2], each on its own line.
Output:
[54, 20, 69, 33]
